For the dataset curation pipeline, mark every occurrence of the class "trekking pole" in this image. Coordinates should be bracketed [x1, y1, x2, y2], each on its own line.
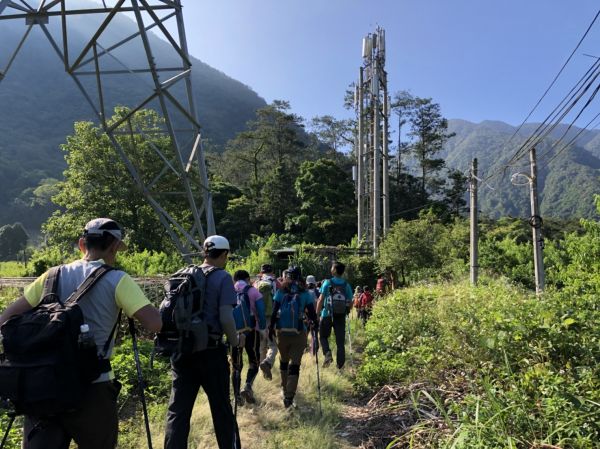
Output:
[0, 413, 15, 449]
[232, 346, 243, 418]
[311, 327, 322, 417]
[346, 318, 354, 367]
[128, 318, 153, 449]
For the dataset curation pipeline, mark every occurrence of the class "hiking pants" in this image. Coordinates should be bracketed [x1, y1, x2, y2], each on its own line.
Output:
[319, 315, 346, 369]
[276, 331, 307, 400]
[231, 330, 261, 389]
[164, 344, 241, 449]
[23, 380, 120, 449]
[259, 314, 278, 366]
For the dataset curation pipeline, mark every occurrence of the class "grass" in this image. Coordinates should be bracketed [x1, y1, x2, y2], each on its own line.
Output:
[119, 318, 365, 449]
[0, 262, 28, 277]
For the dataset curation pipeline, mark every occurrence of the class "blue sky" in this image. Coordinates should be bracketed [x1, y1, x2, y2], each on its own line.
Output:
[169, 1, 600, 127]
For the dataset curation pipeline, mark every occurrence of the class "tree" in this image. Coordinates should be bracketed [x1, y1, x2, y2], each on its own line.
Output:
[43, 107, 192, 252]
[377, 212, 445, 285]
[0, 223, 28, 261]
[289, 158, 356, 245]
[443, 169, 468, 218]
[218, 101, 316, 234]
[391, 93, 455, 201]
[309, 115, 354, 154]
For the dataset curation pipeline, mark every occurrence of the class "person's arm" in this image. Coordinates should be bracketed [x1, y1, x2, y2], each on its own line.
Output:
[305, 302, 317, 324]
[116, 274, 162, 332]
[219, 274, 244, 347]
[0, 296, 32, 326]
[132, 304, 162, 333]
[316, 293, 324, 316]
[220, 305, 239, 344]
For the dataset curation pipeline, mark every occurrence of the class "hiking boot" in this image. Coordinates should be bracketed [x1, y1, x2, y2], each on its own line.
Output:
[259, 360, 272, 380]
[323, 352, 333, 368]
[235, 394, 245, 407]
[240, 388, 256, 404]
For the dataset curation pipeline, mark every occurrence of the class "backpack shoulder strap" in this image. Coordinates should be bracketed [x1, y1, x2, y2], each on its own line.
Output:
[64, 264, 114, 305]
[41, 265, 62, 304]
[195, 265, 221, 314]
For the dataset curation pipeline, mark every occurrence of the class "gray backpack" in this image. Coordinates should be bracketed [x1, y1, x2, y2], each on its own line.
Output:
[155, 265, 219, 356]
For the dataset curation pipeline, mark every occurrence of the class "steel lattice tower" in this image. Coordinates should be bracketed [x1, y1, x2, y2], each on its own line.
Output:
[0, 0, 215, 260]
[355, 27, 390, 256]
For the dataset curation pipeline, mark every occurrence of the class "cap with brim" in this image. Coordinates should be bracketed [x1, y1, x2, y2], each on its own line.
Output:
[84, 218, 127, 251]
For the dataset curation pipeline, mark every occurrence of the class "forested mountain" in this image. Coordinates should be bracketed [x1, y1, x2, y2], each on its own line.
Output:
[443, 119, 600, 219]
[0, 4, 266, 231]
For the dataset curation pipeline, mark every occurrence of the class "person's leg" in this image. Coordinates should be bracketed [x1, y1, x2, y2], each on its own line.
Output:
[164, 354, 203, 449]
[200, 346, 241, 449]
[333, 316, 347, 369]
[285, 332, 308, 406]
[319, 316, 333, 365]
[277, 334, 291, 397]
[61, 381, 120, 449]
[231, 345, 244, 405]
[241, 331, 260, 403]
[22, 416, 70, 449]
[265, 333, 278, 366]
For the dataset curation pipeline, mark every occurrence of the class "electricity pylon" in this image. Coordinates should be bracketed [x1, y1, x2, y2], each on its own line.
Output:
[0, 0, 215, 260]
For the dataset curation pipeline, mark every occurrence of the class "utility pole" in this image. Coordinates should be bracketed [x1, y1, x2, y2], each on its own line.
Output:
[469, 158, 478, 286]
[529, 147, 545, 295]
[356, 71, 364, 243]
[383, 93, 390, 236]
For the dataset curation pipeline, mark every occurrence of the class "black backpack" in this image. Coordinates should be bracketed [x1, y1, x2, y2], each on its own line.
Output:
[154, 265, 220, 357]
[0, 264, 117, 416]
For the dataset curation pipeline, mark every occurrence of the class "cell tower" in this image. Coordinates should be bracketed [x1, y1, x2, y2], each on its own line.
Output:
[355, 27, 390, 255]
[0, 0, 214, 260]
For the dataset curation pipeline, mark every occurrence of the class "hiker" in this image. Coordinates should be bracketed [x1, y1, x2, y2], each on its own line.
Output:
[360, 285, 374, 325]
[353, 286, 364, 321]
[232, 269, 267, 405]
[376, 275, 388, 296]
[306, 275, 320, 301]
[0, 218, 162, 449]
[316, 261, 354, 370]
[268, 266, 318, 408]
[255, 264, 280, 380]
[164, 235, 244, 449]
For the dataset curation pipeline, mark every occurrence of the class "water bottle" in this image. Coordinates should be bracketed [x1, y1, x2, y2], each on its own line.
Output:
[78, 324, 96, 350]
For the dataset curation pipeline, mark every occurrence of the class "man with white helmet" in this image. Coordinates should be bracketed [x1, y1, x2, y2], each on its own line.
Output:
[164, 235, 244, 449]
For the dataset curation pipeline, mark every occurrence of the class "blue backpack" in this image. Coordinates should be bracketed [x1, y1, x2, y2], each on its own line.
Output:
[233, 285, 255, 332]
[277, 292, 304, 335]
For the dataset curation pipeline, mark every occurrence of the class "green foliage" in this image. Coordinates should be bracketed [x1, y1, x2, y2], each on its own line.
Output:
[115, 250, 184, 276]
[290, 158, 356, 245]
[0, 262, 28, 277]
[111, 337, 171, 404]
[0, 223, 28, 261]
[43, 108, 193, 253]
[377, 212, 447, 285]
[339, 254, 377, 290]
[359, 211, 600, 448]
[27, 246, 78, 276]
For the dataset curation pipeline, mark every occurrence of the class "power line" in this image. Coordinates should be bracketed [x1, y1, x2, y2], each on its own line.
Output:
[480, 9, 600, 184]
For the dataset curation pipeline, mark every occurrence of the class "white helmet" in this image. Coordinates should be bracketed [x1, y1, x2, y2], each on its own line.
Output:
[203, 235, 230, 251]
[306, 275, 317, 285]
